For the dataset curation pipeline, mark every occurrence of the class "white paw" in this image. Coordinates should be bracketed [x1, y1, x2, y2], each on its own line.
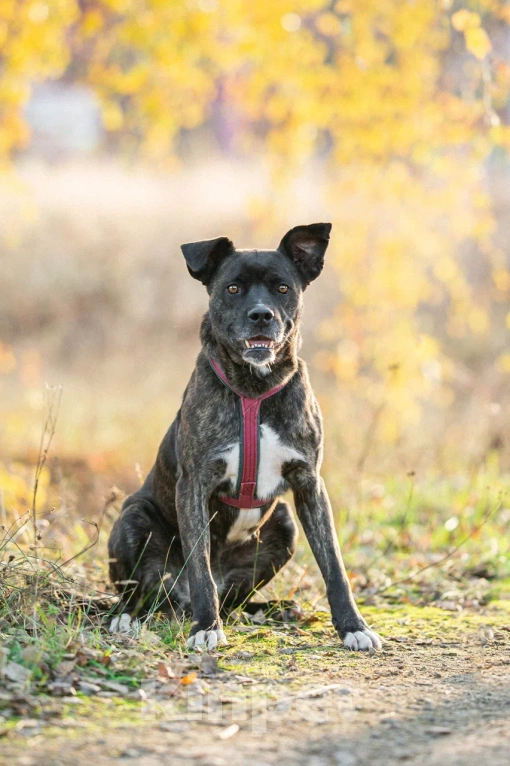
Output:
[109, 613, 140, 636]
[343, 628, 382, 652]
[186, 629, 228, 651]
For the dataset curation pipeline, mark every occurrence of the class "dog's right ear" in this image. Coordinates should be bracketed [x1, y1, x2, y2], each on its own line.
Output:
[181, 237, 234, 286]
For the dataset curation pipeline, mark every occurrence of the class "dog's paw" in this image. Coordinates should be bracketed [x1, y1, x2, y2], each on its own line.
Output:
[109, 613, 140, 636]
[186, 629, 228, 651]
[343, 628, 382, 652]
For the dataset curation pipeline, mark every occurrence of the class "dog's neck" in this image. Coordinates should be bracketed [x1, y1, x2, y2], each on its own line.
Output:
[200, 314, 300, 398]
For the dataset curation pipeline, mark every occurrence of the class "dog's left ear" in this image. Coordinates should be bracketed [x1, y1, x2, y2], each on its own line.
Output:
[278, 223, 332, 287]
[181, 236, 234, 286]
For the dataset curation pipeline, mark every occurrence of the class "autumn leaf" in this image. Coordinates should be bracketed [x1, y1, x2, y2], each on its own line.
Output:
[157, 661, 175, 679]
[180, 671, 197, 685]
[465, 26, 492, 59]
[451, 10, 481, 32]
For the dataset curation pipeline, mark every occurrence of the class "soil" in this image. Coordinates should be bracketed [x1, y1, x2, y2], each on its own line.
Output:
[2, 604, 510, 766]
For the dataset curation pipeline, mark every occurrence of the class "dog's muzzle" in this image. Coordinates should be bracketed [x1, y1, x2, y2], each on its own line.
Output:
[242, 335, 276, 366]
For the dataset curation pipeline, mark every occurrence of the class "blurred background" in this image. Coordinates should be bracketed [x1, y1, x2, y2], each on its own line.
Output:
[1, 1, 510, 596]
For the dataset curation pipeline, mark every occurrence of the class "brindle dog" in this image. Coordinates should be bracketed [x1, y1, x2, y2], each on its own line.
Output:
[108, 223, 382, 651]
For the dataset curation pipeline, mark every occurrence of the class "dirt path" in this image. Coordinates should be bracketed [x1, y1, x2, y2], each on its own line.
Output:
[2, 604, 510, 766]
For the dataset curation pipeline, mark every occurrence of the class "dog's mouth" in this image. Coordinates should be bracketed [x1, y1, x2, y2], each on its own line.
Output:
[244, 336, 275, 350]
[242, 335, 276, 366]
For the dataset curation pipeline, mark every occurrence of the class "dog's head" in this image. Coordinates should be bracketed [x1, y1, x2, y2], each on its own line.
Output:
[181, 223, 331, 370]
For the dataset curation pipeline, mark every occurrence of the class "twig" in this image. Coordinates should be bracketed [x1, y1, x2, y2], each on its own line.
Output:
[58, 488, 119, 570]
[60, 520, 100, 567]
[30, 385, 62, 637]
[1, 509, 31, 546]
[31, 385, 62, 549]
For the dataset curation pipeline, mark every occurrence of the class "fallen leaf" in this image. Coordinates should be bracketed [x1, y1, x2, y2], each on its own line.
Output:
[218, 723, 239, 740]
[158, 662, 175, 679]
[75, 650, 89, 668]
[54, 660, 76, 677]
[3, 661, 31, 684]
[300, 614, 322, 625]
[180, 672, 197, 686]
[201, 655, 218, 676]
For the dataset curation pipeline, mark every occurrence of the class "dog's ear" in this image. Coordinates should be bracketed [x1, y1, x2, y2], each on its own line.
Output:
[278, 223, 332, 287]
[181, 237, 234, 285]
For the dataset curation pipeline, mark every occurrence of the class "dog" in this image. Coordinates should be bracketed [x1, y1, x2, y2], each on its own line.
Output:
[108, 223, 382, 652]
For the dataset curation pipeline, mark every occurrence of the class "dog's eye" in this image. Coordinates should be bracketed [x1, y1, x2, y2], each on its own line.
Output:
[227, 284, 239, 294]
[278, 284, 289, 294]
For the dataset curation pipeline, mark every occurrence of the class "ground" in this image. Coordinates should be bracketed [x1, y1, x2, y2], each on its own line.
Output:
[1, 602, 510, 766]
[2, 455, 510, 765]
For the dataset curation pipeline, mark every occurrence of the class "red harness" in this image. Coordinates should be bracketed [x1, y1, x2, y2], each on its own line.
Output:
[210, 358, 288, 509]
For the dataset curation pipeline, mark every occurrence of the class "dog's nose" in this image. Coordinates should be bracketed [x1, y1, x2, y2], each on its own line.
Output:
[248, 305, 274, 325]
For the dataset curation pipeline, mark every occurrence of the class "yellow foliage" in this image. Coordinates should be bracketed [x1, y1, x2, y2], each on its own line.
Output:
[498, 352, 510, 373]
[451, 9, 481, 31]
[0, 461, 49, 513]
[0, 0, 508, 452]
[465, 26, 492, 59]
[0, 1, 502, 162]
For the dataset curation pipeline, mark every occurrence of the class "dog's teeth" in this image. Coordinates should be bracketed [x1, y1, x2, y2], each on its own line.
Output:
[245, 340, 272, 349]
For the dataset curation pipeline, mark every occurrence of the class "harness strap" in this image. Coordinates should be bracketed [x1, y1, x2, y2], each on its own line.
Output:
[210, 358, 288, 508]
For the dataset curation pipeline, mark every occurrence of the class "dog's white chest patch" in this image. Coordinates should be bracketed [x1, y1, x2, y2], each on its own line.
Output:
[220, 423, 304, 504]
[226, 507, 262, 545]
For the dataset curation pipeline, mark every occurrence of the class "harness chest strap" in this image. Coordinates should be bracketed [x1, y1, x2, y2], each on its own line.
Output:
[210, 358, 288, 509]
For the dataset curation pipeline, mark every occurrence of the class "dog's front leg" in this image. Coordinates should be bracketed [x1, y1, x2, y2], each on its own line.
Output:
[175, 475, 227, 650]
[293, 474, 382, 652]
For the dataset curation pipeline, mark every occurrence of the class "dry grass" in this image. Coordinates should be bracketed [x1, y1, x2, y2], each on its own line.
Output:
[1, 160, 510, 739]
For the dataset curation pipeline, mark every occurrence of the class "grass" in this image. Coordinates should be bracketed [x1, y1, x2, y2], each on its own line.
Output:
[1, 380, 510, 741]
[1, 162, 510, 763]
[1, 466, 509, 713]
[2, 600, 510, 740]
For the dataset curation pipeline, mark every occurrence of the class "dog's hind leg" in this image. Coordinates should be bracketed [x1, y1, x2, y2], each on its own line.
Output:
[217, 501, 298, 615]
[108, 494, 189, 632]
